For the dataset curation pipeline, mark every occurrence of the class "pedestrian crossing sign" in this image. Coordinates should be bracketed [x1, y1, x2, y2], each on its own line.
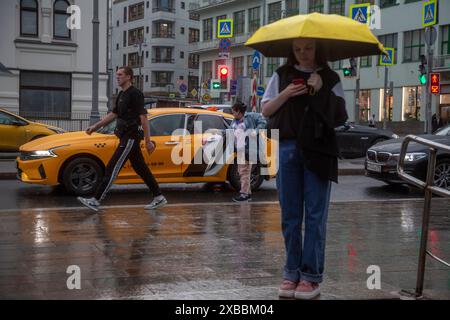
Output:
[379, 47, 395, 66]
[217, 19, 233, 38]
[349, 3, 370, 25]
[422, 0, 438, 27]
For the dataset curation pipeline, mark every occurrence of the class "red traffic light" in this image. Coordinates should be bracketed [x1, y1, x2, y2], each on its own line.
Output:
[219, 66, 229, 77]
[430, 73, 440, 95]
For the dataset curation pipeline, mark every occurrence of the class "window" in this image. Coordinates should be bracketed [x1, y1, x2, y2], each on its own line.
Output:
[247, 55, 255, 77]
[20, 0, 38, 37]
[129, 2, 145, 21]
[153, 21, 174, 38]
[190, 12, 200, 21]
[378, 33, 398, 64]
[286, 0, 299, 17]
[123, 31, 127, 47]
[54, 0, 70, 39]
[116, 20, 119, 27]
[189, 28, 200, 43]
[380, 0, 397, 8]
[147, 1, 149, 8]
[128, 52, 143, 68]
[188, 75, 198, 94]
[402, 86, 422, 120]
[128, 27, 145, 46]
[181, 2, 185, 9]
[187, 114, 227, 133]
[153, 0, 175, 13]
[403, 30, 424, 62]
[234, 11, 245, 36]
[181, 27, 185, 34]
[441, 25, 450, 55]
[123, 7, 127, 23]
[116, 43, 119, 50]
[150, 114, 185, 136]
[360, 56, 372, 68]
[355, 0, 374, 4]
[203, 18, 213, 41]
[0, 111, 26, 126]
[134, 75, 144, 91]
[308, 0, 324, 13]
[359, 90, 371, 122]
[329, 0, 345, 16]
[268, 2, 282, 23]
[153, 47, 173, 63]
[248, 7, 260, 34]
[233, 56, 244, 79]
[146, 51, 149, 59]
[152, 71, 173, 87]
[20, 71, 71, 119]
[266, 58, 279, 77]
[123, 54, 127, 66]
[180, 51, 184, 59]
[331, 60, 343, 70]
[202, 61, 213, 82]
[189, 54, 199, 69]
[216, 15, 227, 38]
[146, 26, 149, 34]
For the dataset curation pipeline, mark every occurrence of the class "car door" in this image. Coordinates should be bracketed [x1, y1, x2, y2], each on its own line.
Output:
[0, 110, 28, 151]
[335, 125, 364, 158]
[140, 113, 186, 178]
[182, 114, 228, 177]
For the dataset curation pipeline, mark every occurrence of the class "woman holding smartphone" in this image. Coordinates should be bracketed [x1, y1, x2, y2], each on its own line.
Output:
[261, 38, 348, 299]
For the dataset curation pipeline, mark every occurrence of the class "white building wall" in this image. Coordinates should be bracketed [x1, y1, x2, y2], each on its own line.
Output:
[0, 0, 109, 114]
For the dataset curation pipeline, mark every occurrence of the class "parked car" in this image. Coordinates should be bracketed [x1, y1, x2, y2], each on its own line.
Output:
[0, 108, 65, 152]
[365, 125, 450, 190]
[17, 108, 276, 195]
[336, 123, 399, 158]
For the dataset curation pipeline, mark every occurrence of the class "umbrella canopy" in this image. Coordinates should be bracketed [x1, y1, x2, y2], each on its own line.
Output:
[245, 12, 386, 61]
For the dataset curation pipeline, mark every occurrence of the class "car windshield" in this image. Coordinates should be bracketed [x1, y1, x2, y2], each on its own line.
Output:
[434, 125, 450, 136]
[97, 120, 116, 134]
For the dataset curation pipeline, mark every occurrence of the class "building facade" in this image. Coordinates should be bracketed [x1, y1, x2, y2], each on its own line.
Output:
[0, 0, 109, 118]
[190, 0, 450, 125]
[112, 0, 201, 99]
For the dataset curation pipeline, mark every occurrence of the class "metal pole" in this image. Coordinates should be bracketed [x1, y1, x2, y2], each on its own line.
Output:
[106, 0, 112, 112]
[383, 66, 388, 130]
[355, 79, 360, 124]
[426, 46, 434, 134]
[90, 0, 100, 125]
[415, 147, 437, 298]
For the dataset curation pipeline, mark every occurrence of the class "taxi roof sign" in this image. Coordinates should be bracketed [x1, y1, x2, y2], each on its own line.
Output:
[422, 0, 438, 28]
[349, 3, 370, 25]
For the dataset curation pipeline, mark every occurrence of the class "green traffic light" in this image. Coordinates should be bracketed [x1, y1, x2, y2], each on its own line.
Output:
[419, 74, 427, 85]
[343, 68, 351, 77]
[212, 82, 221, 89]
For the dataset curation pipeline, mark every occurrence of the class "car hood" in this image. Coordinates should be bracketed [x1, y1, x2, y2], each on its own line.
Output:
[30, 121, 65, 133]
[369, 134, 450, 153]
[19, 131, 112, 151]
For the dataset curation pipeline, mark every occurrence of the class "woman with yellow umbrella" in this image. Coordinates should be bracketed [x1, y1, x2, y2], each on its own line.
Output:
[246, 13, 386, 300]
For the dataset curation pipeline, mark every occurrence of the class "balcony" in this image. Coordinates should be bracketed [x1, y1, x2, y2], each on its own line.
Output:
[189, 0, 239, 13]
[434, 55, 450, 71]
[151, 82, 173, 88]
[189, 33, 251, 53]
[152, 33, 175, 39]
[152, 58, 175, 64]
[152, 7, 175, 13]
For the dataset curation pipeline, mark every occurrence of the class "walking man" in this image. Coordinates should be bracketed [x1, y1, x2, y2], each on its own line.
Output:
[77, 66, 167, 212]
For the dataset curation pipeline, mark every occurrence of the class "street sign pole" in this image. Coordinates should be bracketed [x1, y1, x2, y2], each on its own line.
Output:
[426, 45, 434, 134]
[355, 58, 361, 124]
[383, 66, 388, 130]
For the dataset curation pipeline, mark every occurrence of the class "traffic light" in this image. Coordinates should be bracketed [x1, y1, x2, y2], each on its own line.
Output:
[211, 81, 221, 90]
[343, 58, 357, 78]
[430, 73, 440, 94]
[418, 54, 427, 85]
[218, 65, 229, 90]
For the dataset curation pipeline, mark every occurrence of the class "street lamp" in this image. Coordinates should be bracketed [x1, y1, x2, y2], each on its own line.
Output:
[134, 38, 147, 91]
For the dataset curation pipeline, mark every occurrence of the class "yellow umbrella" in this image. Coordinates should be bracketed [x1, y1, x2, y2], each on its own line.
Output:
[245, 12, 386, 61]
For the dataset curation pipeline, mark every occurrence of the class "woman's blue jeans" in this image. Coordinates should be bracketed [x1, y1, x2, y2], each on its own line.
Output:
[276, 140, 331, 283]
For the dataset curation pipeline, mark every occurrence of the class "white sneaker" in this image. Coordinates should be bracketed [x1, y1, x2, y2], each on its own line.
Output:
[144, 195, 167, 210]
[77, 197, 100, 212]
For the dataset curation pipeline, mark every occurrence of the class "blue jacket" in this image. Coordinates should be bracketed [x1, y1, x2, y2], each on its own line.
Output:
[231, 112, 267, 130]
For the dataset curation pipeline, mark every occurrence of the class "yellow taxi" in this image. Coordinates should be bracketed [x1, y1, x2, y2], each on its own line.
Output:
[0, 108, 65, 152]
[17, 108, 276, 195]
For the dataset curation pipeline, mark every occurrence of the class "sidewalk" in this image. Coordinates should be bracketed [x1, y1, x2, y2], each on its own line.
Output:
[0, 199, 448, 299]
[0, 155, 366, 180]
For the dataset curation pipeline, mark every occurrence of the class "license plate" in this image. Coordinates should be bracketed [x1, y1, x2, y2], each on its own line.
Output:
[367, 162, 382, 173]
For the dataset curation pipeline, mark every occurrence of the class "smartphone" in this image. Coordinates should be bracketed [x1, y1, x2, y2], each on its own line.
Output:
[292, 78, 306, 85]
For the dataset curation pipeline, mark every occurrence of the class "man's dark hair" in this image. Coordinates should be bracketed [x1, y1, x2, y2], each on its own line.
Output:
[119, 66, 134, 80]
[232, 102, 247, 114]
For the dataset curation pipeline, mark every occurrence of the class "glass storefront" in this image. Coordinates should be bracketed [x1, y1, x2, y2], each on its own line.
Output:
[402, 86, 422, 120]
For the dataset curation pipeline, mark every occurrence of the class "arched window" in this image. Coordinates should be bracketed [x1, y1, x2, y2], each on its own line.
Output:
[54, 0, 70, 39]
[20, 0, 38, 37]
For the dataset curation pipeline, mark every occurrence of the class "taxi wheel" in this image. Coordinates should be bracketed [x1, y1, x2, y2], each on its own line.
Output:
[62, 157, 103, 196]
[229, 164, 264, 192]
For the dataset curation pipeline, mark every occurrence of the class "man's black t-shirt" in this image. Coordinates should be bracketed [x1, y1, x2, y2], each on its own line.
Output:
[113, 86, 147, 139]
